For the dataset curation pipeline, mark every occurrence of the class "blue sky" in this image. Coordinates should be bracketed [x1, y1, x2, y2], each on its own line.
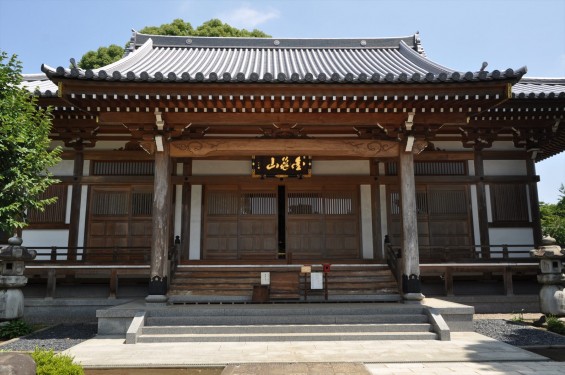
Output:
[1, 0, 564, 202]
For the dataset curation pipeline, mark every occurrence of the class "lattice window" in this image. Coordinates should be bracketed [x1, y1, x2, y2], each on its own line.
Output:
[131, 191, 153, 216]
[428, 190, 468, 215]
[92, 191, 129, 216]
[490, 184, 529, 223]
[386, 161, 467, 176]
[92, 161, 154, 176]
[389, 191, 428, 215]
[240, 192, 276, 215]
[207, 191, 239, 215]
[288, 192, 323, 215]
[325, 191, 355, 215]
[27, 185, 68, 224]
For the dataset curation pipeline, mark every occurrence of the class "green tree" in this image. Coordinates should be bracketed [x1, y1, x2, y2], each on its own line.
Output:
[540, 184, 565, 246]
[78, 18, 271, 69]
[77, 44, 124, 70]
[0, 51, 61, 235]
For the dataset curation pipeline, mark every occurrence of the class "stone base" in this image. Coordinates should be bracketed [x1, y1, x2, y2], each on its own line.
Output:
[0, 289, 24, 320]
[403, 292, 425, 302]
[0, 353, 36, 375]
[145, 294, 168, 306]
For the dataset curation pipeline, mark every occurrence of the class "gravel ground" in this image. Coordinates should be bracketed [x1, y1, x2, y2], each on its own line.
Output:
[1, 318, 565, 352]
[0, 323, 97, 352]
[474, 319, 565, 347]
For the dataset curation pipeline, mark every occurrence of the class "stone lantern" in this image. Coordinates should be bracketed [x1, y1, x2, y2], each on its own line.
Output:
[0, 236, 36, 320]
[530, 236, 565, 316]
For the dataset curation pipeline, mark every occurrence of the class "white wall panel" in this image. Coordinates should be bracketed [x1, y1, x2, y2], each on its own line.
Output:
[488, 228, 534, 258]
[189, 185, 202, 260]
[484, 160, 527, 176]
[360, 185, 373, 259]
[48, 160, 74, 176]
[313, 160, 369, 175]
[192, 160, 250, 175]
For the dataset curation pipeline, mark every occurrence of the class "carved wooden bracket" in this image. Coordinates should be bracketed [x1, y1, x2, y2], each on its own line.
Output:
[170, 139, 400, 158]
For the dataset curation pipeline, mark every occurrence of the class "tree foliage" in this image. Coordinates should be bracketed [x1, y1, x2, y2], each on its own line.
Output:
[77, 44, 124, 70]
[78, 19, 271, 69]
[0, 51, 61, 234]
[540, 184, 565, 246]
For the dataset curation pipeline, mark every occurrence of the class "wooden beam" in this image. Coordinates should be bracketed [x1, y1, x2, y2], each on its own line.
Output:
[179, 175, 378, 185]
[170, 139, 399, 158]
[527, 159, 542, 246]
[66, 150, 83, 259]
[58, 79, 512, 98]
[474, 151, 491, 259]
[98, 111, 468, 127]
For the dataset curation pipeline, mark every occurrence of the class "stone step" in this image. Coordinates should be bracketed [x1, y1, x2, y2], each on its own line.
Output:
[145, 303, 426, 317]
[145, 313, 429, 326]
[142, 323, 433, 335]
[136, 331, 438, 343]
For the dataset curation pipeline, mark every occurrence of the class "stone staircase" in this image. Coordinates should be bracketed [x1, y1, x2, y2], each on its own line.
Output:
[126, 303, 450, 344]
[168, 264, 399, 302]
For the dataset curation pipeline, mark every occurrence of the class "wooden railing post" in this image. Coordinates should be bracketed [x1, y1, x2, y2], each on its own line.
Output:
[50, 247, 57, 262]
[109, 269, 118, 299]
[46, 268, 56, 299]
[504, 266, 514, 296]
[502, 245, 509, 260]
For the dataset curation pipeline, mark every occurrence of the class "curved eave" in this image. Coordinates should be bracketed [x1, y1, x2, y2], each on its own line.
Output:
[513, 77, 565, 99]
[20, 73, 59, 97]
[41, 63, 527, 85]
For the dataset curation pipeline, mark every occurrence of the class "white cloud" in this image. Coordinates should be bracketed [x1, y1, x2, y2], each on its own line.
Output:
[220, 3, 279, 29]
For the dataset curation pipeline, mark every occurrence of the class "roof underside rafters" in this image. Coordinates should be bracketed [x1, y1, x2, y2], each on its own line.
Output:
[19, 32, 565, 160]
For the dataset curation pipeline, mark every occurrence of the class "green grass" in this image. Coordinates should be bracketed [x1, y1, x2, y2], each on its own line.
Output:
[546, 315, 565, 335]
[0, 319, 33, 339]
[31, 348, 84, 375]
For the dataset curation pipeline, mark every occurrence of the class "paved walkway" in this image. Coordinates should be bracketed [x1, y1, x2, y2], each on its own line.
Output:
[64, 331, 565, 374]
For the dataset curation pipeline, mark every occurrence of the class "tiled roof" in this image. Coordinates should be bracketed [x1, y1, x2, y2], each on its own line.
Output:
[41, 32, 526, 84]
[512, 77, 565, 98]
[20, 73, 58, 96]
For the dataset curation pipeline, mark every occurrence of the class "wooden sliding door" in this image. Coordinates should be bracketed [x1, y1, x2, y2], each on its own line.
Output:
[202, 186, 278, 260]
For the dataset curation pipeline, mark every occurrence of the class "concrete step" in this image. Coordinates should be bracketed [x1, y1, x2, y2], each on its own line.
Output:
[142, 323, 433, 335]
[145, 303, 427, 317]
[136, 331, 439, 343]
[125, 302, 451, 343]
[145, 313, 429, 326]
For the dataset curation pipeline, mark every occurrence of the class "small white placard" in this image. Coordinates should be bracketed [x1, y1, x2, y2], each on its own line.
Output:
[311, 272, 323, 289]
[261, 272, 270, 285]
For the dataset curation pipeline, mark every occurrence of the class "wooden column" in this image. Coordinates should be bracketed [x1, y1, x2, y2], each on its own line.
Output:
[399, 147, 424, 300]
[180, 160, 192, 260]
[527, 159, 542, 246]
[147, 140, 173, 301]
[67, 149, 83, 260]
[474, 151, 491, 258]
[371, 160, 381, 260]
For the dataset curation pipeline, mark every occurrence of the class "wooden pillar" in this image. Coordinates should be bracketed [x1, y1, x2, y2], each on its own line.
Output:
[370, 160, 381, 260]
[147, 140, 173, 301]
[181, 160, 192, 260]
[474, 151, 490, 258]
[67, 149, 84, 260]
[527, 159, 542, 246]
[399, 147, 424, 300]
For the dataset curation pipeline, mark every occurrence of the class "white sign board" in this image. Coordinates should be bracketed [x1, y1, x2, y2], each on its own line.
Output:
[261, 272, 270, 285]
[311, 272, 323, 290]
